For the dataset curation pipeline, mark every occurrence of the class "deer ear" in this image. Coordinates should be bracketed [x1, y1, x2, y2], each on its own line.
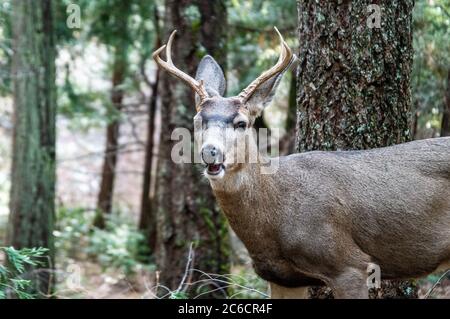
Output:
[244, 66, 293, 118]
[195, 55, 226, 103]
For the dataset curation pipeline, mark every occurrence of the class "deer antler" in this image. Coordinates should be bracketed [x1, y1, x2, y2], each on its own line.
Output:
[238, 27, 294, 103]
[152, 30, 209, 111]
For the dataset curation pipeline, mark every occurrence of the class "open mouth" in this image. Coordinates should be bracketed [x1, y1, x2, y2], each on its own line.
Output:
[206, 164, 224, 176]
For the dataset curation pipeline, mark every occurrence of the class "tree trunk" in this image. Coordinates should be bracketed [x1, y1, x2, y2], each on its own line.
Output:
[139, 7, 160, 252]
[94, 33, 128, 229]
[139, 60, 160, 251]
[296, 0, 417, 298]
[154, 0, 230, 297]
[441, 70, 450, 137]
[287, 72, 298, 133]
[280, 71, 297, 155]
[7, 0, 56, 298]
[198, 0, 227, 72]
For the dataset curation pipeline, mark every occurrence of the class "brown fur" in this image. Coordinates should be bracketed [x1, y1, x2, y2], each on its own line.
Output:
[209, 136, 450, 298]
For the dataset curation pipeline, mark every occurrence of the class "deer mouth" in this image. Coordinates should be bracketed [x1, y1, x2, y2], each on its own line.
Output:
[206, 163, 224, 176]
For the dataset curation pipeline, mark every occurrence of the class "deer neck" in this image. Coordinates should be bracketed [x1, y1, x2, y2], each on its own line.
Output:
[209, 156, 281, 248]
[209, 130, 274, 194]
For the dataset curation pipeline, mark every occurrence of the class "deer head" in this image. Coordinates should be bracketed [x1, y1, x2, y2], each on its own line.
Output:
[153, 27, 295, 180]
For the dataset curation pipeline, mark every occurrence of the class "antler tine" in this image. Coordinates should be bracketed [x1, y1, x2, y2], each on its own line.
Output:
[152, 30, 209, 110]
[165, 30, 175, 65]
[238, 26, 294, 103]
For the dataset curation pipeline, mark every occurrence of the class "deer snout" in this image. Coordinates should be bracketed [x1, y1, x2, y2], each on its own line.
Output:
[201, 144, 224, 164]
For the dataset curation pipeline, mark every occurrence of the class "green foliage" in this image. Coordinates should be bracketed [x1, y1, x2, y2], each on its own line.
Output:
[55, 0, 161, 128]
[55, 207, 152, 276]
[225, 267, 268, 299]
[87, 0, 133, 47]
[169, 291, 189, 299]
[150, 266, 268, 299]
[229, 0, 296, 31]
[54, 207, 94, 259]
[87, 216, 150, 275]
[227, 0, 297, 95]
[0, 247, 49, 299]
[412, 0, 450, 135]
[54, 0, 86, 44]
[58, 69, 114, 130]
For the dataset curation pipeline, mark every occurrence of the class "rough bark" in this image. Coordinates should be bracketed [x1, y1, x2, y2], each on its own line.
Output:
[296, 0, 417, 298]
[154, 0, 230, 296]
[441, 70, 450, 137]
[7, 0, 56, 297]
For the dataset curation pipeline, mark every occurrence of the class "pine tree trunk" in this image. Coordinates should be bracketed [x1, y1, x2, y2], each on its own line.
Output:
[139, 64, 160, 251]
[441, 70, 450, 137]
[139, 7, 161, 251]
[280, 72, 297, 155]
[7, 0, 56, 297]
[95, 24, 129, 229]
[296, 0, 417, 299]
[154, 0, 230, 297]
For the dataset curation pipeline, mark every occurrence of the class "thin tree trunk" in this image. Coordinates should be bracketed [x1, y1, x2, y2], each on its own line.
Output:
[138, 7, 161, 251]
[8, 0, 56, 297]
[139, 63, 160, 250]
[94, 40, 128, 229]
[155, 0, 230, 297]
[280, 71, 297, 155]
[441, 70, 450, 137]
[412, 100, 420, 140]
[139, 80, 159, 251]
[296, 0, 417, 299]
[287, 71, 297, 133]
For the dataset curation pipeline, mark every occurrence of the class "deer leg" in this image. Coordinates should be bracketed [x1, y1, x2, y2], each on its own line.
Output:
[269, 282, 309, 299]
[328, 267, 369, 299]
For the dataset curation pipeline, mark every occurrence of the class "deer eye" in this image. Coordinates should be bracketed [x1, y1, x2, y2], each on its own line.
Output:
[234, 121, 247, 130]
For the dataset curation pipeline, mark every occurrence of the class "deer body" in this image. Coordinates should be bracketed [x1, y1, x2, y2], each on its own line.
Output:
[212, 137, 450, 298]
[153, 28, 450, 298]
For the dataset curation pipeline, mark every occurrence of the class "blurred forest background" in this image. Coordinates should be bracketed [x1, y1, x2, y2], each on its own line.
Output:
[0, 0, 449, 299]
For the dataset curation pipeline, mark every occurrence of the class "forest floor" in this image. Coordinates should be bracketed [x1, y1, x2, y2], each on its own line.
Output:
[418, 274, 450, 299]
[54, 260, 268, 299]
[1, 209, 448, 299]
[0, 246, 448, 299]
[55, 260, 145, 299]
[53, 258, 449, 299]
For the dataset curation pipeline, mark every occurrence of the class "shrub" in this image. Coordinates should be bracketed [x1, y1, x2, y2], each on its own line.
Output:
[54, 207, 94, 259]
[87, 217, 150, 275]
[0, 247, 49, 299]
[55, 207, 152, 276]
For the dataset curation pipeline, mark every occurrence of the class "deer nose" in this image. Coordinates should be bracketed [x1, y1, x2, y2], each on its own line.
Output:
[201, 144, 223, 164]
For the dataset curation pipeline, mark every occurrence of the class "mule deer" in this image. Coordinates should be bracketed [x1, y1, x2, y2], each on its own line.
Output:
[153, 28, 450, 298]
